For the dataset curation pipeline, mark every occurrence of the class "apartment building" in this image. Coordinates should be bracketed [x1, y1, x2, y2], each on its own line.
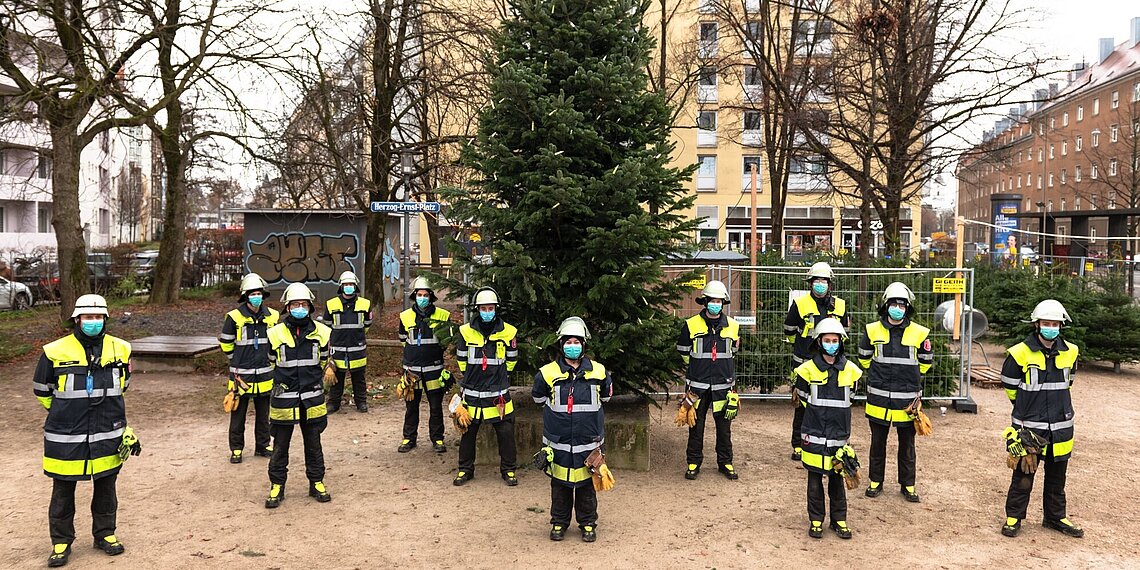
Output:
[958, 18, 1140, 259]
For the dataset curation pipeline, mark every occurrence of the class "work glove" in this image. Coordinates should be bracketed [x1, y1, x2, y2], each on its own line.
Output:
[834, 445, 861, 489]
[449, 393, 471, 433]
[441, 370, 455, 393]
[233, 375, 251, 397]
[532, 446, 554, 471]
[1004, 427, 1026, 457]
[674, 391, 698, 427]
[724, 390, 740, 421]
[118, 427, 141, 462]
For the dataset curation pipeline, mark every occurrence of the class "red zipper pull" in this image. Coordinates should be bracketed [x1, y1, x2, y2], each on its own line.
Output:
[567, 391, 574, 414]
[481, 349, 487, 371]
[712, 340, 717, 361]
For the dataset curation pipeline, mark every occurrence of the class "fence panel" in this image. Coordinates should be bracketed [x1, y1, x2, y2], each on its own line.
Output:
[662, 265, 975, 401]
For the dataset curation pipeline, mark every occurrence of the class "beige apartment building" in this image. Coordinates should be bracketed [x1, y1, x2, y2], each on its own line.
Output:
[958, 20, 1140, 259]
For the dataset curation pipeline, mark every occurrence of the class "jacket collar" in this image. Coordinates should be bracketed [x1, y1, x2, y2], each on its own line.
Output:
[1024, 332, 1068, 354]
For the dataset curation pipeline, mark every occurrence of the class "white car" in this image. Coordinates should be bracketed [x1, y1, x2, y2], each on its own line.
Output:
[0, 277, 34, 310]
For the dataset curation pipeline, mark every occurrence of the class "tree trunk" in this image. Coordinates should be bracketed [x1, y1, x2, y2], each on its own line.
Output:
[1115, 361, 1122, 374]
[882, 197, 902, 258]
[149, 137, 187, 304]
[859, 196, 874, 262]
[425, 210, 441, 266]
[50, 125, 91, 323]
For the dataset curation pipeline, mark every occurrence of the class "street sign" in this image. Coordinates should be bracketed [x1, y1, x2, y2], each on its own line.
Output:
[734, 316, 757, 326]
[370, 201, 441, 213]
[932, 277, 966, 294]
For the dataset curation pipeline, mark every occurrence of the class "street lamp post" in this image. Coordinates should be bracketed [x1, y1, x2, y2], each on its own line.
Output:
[400, 151, 416, 310]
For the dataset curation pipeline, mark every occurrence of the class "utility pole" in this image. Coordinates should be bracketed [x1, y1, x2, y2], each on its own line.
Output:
[749, 162, 758, 316]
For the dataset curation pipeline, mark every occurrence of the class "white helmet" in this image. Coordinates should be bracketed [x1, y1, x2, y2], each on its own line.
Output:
[338, 271, 358, 285]
[1029, 299, 1071, 323]
[239, 273, 269, 294]
[281, 282, 315, 304]
[72, 294, 109, 318]
[473, 287, 500, 306]
[556, 316, 591, 341]
[409, 276, 438, 302]
[805, 261, 834, 281]
[699, 280, 730, 304]
[812, 317, 848, 340]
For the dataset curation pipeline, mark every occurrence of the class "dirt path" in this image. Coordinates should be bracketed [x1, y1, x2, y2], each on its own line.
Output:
[2, 351, 1139, 569]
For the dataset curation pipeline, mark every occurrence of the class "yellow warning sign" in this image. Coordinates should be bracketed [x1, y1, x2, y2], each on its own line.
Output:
[1084, 261, 1094, 273]
[932, 277, 966, 294]
[682, 275, 707, 289]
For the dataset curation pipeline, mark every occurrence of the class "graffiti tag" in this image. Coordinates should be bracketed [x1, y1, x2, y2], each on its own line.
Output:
[247, 232, 359, 283]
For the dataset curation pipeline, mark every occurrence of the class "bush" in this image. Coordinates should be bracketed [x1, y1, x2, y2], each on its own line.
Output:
[218, 280, 241, 298]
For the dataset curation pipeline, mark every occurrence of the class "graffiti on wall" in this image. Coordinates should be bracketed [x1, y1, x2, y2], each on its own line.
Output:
[382, 238, 400, 284]
[246, 232, 359, 283]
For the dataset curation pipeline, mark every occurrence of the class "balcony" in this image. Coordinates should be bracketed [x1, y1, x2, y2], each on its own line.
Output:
[742, 129, 762, 147]
[0, 173, 51, 202]
[697, 128, 717, 147]
[787, 173, 828, 192]
[697, 84, 718, 103]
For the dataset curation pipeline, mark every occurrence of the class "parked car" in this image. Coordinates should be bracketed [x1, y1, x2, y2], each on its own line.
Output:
[0, 276, 34, 310]
[129, 250, 159, 289]
[15, 259, 59, 305]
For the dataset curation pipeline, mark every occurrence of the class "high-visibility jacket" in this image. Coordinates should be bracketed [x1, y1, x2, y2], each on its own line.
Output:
[218, 304, 279, 394]
[398, 305, 451, 390]
[795, 355, 862, 474]
[532, 358, 613, 488]
[783, 294, 849, 363]
[33, 333, 132, 481]
[319, 295, 372, 370]
[268, 319, 331, 425]
[1000, 335, 1078, 460]
[676, 312, 740, 412]
[456, 318, 518, 423]
[859, 319, 933, 425]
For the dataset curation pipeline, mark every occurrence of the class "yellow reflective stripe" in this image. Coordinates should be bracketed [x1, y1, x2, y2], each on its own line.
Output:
[270, 407, 297, 422]
[464, 399, 515, 420]
[865, 403, 912, 423]
[1004, 388, 1018, 401]
[332, 356, 368, 369]
[1051, 438, 1074, 457]
[38, 396, 52, 409]
[306, 403, 327, 419]
[43, 454, 122, 477]
[800, 450, 833, 471]
[549, 462, 593, 483]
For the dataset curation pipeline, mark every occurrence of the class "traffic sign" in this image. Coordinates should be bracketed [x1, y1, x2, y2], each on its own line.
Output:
[370, 201, 441, 213]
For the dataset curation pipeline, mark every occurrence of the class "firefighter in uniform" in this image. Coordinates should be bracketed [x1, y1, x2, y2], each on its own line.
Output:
[858, 282, 933, 502]
[532, 317, 613, 543]
[999, 299, 1083, 538]
[265, 283, 333, 508]
[219, 273, 279, 464]
[319, 271, 373, 413]
[795, 317, 861, 540]
[784, 262, 850, 461]
[453, 287, 519, 486]
[677, 280, 741, 481]
[397, 276, 453, 453]
[33, 294, 140, 567]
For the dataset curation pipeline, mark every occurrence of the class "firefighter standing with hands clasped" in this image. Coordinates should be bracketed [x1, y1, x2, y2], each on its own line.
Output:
[532, 317, 614, 543]
[795, 317, 862, 540]
[219, 273, 279, 464]
[396, 276, 453, 453]
[33, 294, 140, 567]
[319, 271, 373, 414]
[858, 282, 933, 502]
[999, 299, 1083, 539]
[676, 280, 741, 481]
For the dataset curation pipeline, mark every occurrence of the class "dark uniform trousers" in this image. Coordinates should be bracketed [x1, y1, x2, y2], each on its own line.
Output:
[402, 388, 445, 442]
[791, 405, 805, 450]
[268, 418, 326, 485]
[229, 393, 271, 451]
[457, 417, 517, 476]
[1005, 444, 1068, 521]
[807, 471, 847, 523]
[550, 479, 598, 529]
[686, 390, 733, 467]
[328, 367, 367, 408]
[868, 421, 917, 486]
[50, 473, 118, 545]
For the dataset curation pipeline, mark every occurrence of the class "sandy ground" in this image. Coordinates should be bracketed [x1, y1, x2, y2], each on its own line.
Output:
[2, 342, 1139, 570]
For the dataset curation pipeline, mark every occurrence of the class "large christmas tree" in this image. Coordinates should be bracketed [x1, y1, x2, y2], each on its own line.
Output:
[443, 0, 698, 395]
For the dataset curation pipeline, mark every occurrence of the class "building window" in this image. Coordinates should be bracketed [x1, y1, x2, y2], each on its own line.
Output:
[741, 156, 762, 191]
[1077, 106, 1083, 121]
[1111, 124, 1119, 143]
[789, 155, 826, 175]
[1091, 129, 1100, 147]
[1061, 198, 1066, 210]
[1017, 174, 1022, 188]
[793, 19, 833, 56]
[745, 20, 762, 53]
[0, 148, 7, 175]
[1049, 117, 1055, 130]
[1110, 158, 1118, 176]
[698, 66, 717, 103]
[1134, 82, 1140, 102]
[1038, 122, 1044, 136]
[1074, 165, 1082, 182]
[1076, 196, 1081, 209]
[1062, 112, 1069, 126]
[1091, 163, 1098, 179]
[1093, 98, 1100, 115]
[1049, 144, 1054, 159]
[38, 206, 50, 233]
[37, 153, 51, 178]
[1110, 193, 1118, 208]
[0, 206, 5, 232]
[1048, 172, 1054, 187]
[1061, 140, 1067, 155]
[99, 208, 109, 234]
[1037, 148, 1043, 162]
[1112, 90, 1120, 108]
[696, 155, 717, 192]
[1036, 174, 1042, 189]
[743, 65, 761, 86]
[1075, 136, 1082, 151]
[697, 111, 717, 147]
[1060, 169, 1066, 184]
[699, 22, 719, 58]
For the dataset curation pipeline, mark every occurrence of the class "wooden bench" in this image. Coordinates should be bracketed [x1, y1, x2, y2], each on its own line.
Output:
[970, 365, 1004, 389]
[130, 335, 219, 373]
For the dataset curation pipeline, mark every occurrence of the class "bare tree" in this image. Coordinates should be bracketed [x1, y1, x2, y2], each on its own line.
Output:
[1078, 102, 1140, 258]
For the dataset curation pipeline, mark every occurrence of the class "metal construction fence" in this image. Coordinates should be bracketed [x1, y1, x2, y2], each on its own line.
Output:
[662, 265, 977, 402]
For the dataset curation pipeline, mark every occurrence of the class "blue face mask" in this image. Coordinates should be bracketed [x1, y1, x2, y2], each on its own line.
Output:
[416, 297, 430, 309]
[812, 282, 829, 296]
[706, 301, 723, 315]
[290, 307, 310, 320]
[480, 309, 496, 323]
[1039, 326, 1060, 340]
[343, 285, 356, 296]
[247, 294, 263, 308]
[563, 343, 583, 360]
[887, 306, 906, 321]
[821, 341, 840, 355]
[81, 319, 104, 336]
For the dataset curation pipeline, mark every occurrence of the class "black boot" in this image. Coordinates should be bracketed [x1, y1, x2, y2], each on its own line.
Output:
[93, 536, 125, 556]
[48, 544, 70, 567]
